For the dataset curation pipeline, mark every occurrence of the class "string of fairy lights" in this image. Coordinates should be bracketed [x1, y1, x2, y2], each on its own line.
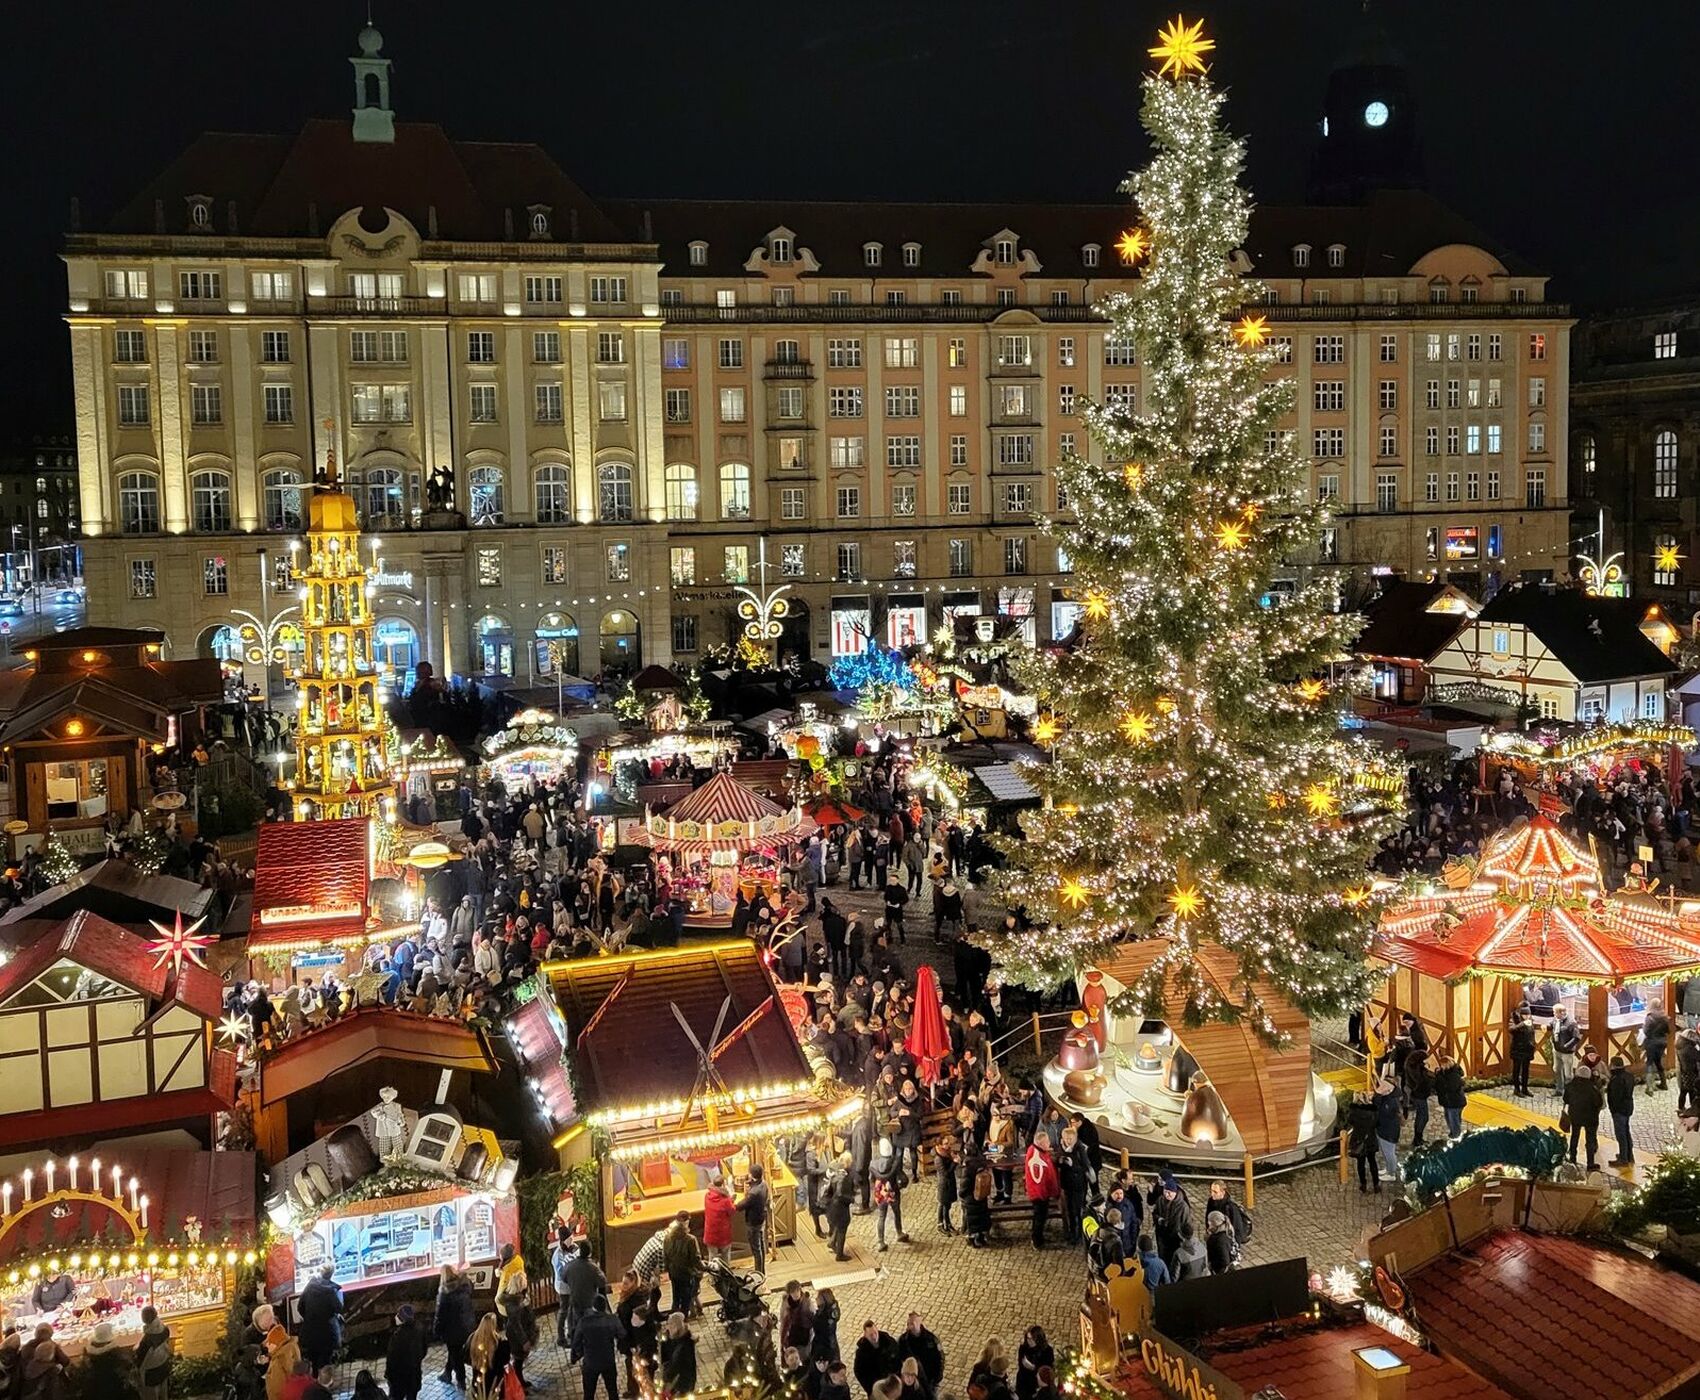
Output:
[979, 16, 1404, 1036]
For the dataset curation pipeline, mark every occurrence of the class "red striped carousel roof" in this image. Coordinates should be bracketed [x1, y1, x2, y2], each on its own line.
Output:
[665, 772, 785, 825]
[1375, 814, 1700, 983]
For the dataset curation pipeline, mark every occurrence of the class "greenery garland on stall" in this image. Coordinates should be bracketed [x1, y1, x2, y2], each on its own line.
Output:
[517, 1163, 602, 1278]
[1397, 1126, 1565, 1206]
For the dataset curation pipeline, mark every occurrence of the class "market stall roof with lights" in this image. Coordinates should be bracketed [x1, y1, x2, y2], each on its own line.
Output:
[247, 816, 373, 955]
[479, 707, 579, 786]
[518, 941, 835, 1159]
[1374, 814, 1700, 985]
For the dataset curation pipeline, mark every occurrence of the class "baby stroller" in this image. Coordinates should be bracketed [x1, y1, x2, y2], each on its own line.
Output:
[703, 1256, 765, 1324]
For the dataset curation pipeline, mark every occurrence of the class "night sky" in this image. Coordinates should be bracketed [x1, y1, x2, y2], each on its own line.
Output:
[8, 0, 1700, 426]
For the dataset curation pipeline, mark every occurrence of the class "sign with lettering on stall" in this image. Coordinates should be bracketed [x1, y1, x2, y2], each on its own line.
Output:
[1138, 1330, 1244, 1400]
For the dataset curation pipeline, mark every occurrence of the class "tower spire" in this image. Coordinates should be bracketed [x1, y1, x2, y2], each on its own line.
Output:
[350, 16, 395, 143]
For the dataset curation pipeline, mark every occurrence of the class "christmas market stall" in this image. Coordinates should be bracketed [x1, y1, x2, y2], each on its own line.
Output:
[0, 910, 237, 1154]
[394, 730, 468, 825]
[1477, 720, 1696, 800]
[0, 1147, 257, 1359]
[246, 816, 387, 984]
[0, 860, 214, 945]
[262, 1089, 518, 1310]
[1040, 937, 1338, 1168]
[479, 708, 579, 789]
[1371, 813, 1700, 1078]
[632, 772, 812, 931]
[509, 941, 858, 1275]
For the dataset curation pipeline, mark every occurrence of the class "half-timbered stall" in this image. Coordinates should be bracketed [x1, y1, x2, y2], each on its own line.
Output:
[1372, 814, 1700, 1076]
[0, 910, 236, 1153]
[1477, 720, 1696, 800]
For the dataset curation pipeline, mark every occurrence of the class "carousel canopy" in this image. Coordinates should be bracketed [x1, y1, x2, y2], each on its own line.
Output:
[1375, 814, 1700, 984]
[637, 771, 812, 853]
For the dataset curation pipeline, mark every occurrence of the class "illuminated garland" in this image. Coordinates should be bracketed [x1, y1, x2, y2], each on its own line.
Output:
[2, 1239, 259, 1287]
[1482, 720, 1696, 766]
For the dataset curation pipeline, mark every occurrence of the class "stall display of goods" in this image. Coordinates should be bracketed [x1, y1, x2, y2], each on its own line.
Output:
[291, 1192, 499, 1293]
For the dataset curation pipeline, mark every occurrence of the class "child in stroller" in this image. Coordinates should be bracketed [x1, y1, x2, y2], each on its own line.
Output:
[702, 1256, 765, 1324]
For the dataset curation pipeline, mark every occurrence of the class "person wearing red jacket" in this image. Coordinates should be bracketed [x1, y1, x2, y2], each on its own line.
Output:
[702, 1174, 736, 1264]
[1024, 1133, 1061, 1250]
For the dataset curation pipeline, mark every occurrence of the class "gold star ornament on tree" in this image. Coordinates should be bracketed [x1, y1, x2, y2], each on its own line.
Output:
[1122, 462, 1145, 491]
[1060, 875, 1091, 909]
[1082, 590, 1111, 620]
[1303, 783, 1339, 818]
[1149, 14, 1214, 79]
[1119, 710, 1154, 743]
[1033, 715, 1061, 745]
[1214, 519, 1249, 552]
[1232, 313, 1270, 348]
[1296, 678, 1327, 703]
[1168, 883, 1203, 920]
[1116, 228, 1149, 265]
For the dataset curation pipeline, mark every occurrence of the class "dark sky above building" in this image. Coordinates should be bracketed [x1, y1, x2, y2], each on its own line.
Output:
[7, 0, 1700, 425]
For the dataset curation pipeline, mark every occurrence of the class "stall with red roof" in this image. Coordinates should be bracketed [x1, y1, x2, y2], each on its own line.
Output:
[245, 816, 394, 985]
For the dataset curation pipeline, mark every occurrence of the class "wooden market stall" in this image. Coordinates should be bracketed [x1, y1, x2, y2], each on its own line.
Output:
[246, 816, 389, 985]
[509, 941, 858, 1276]
[0, 1147, 257, 1358]
[1477, 720, 1696, 803]
[479, 708, 578, 788]
[633, 773, 813, 932]
[1371, 814, 1700, 1078]
[394, 730, 469, 825]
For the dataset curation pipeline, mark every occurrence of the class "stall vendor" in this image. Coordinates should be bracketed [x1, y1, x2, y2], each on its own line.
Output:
[30, 1272, 74, 1316]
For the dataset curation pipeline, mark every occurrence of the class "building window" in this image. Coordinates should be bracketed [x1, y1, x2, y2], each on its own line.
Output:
[1528, 420, 1546, 454]
[475, 548, 502, 587]
[470, 384, 498, 423]
[998, 435, 1035, 467]
[780, 487, 806, 521]
[190, 384, 223, 426]
[1655, 533, 1680, 586]
[941, 289, 962, 306]
[670, 546, 696, 585]
[525, 275, 564, 304]
[260, 330, 291, 364]
[597, 331, 625, 364]
[1326, 244, 1345, 268]
[262, 469, 303, 531]
[720, 338, 748, 370]
[351, 383, 410, 424]
[665, 464, 699, 521]
[670, 616, 698, 654]
[1292, 245, 1310, 268]
[1487, 470, 1500, 499]
[664, 388, 692, 424]
[1466, 424, 1481, 455]
[830, 436, 865, 469]
[1529, 333, 1547, 360]
[1578, 433, 1597, 496]
[1467, 471, 1480, 501]
[1525, 468, 1546, 508]
[887, 436, 921, 469]
[892, 539, 917, 578]
[599, 381, 628, 422]
[469, 465, 505, 524]
[723, 546, 750, 583]
[720, 463, 752, 519]
[948, 538, 972, 576]
[994, 238, 1016, 264]
[105, 269, 148, 300]
[1378, 380, 1397, 410]
[1654, 428, 1679, 497]
[1446, 471, 1460, 502]
[178, 270, 221, 301]
[1058, 337, 1075, 367]
[1655, 330, 1679, 359]
[117, 384, 150, 426]
[1487, 424, 1502, 454]
[1082, 244, 1100, 268]
[1058, 385, 1077, 416]
[1270, 337, 1292, 364]
[996, 335, 1032, 367]
[1002, 482, 1033, 514]
[1425, 471, 1439, 503]
[827, 337, 863, 368]
[1314, 381, 1345, 412]
[190, 470, 232, 532]
[197, 556, 226, 597]
[829, 387, 863, 418]
[589, 276, 628, 304]
[864, 243, 882, 267]
[114, 329, 148, 364]
[1379, 334, 1397, 363]
[1424, 426, 1440, 455]
[1105, 335, 1137, 366]
[1317, 473, 1339, 501]
[780, 544, 805, 577]
[129, 558, 156, 599]
[885, 386, 920, 418]
[1313, 335, 1344, 364]
[776, 435, 804, 470]
[1379, 424, 1397, 457]
[1318, 527, 1338, 563]
[1004, 537, 1029, 573]
[884, 337, 919, 369]
[606, 541, 631, 581]
[717, 386, 745, 423]
[837, 542, 862, 580]
[533, 382, 564, 425]
[1376, 473, 1397, 513]
[534, 464, 570, 523]
[689, 243, 708, 267]
[1313, 428, 1344, 457]
[836, 485, 861, 518]
[457, 274, 496, 304]
[1486, 377, 1502, 407]
[255, 383, 292, 426]
[948, 483, 971, 515]
[118, 472, 160, 534]
[599, 463, 634, 522]
[892, 484, 916, 517]
[950, 435, 968, 467]
[542, 547, 568, 585]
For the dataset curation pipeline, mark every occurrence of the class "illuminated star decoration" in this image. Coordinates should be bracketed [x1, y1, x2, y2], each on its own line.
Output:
[1083, 590, 1111, 621]
[1266, 791, 1288, 811]
[1123, 462, 1145, 491]
[146, 912, 215, 979]
[1303, 783, 1340, 818]
[1214, 519, 1249, 552]
[1033, 715, 1061, 745]
[1116, 228, 1149, 265]
[1232, 313, 1270, 348]
[1149, 14, 1214, 79]
[218, 1012, 251, 1045]
[1168, 883, 1203, 920]
[1154, 695, 1177, 715]
[1296, 678, 1327, 703]
[1240, 500, 1263, 522]
[1120, 711, 1154, 743]
[1342, 885, 1374, 908]
[1060, 876, 1091, 910]
[1655, 542, 1684, 574]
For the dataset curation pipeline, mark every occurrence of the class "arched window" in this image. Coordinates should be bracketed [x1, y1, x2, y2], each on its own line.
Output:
[477, 613, 513, 677]
[469, 465, 505, 524]
[598, 462, 633, 523]
[719, 463, 751, 520]
[665, 464, 699, 522]
[262, 467, 304, 531]
[355, 467, 405, 526]
[534, 611, 580, 677]
[534, 464, 571, 524]
[1654, 429, 1679, 499]
[190, 469, 232, 532]
[118, 471, 160, 534]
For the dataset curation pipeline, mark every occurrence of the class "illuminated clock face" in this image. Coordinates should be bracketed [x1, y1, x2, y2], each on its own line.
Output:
[1364, 100, 1390, 128]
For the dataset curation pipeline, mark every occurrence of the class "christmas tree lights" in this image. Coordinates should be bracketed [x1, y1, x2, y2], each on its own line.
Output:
[980, 19, 1400, 1033]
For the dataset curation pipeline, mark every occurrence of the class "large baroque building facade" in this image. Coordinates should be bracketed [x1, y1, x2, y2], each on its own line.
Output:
[63, 26, 1573, 684]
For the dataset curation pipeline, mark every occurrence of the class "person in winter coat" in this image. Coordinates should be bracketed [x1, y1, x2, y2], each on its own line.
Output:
[804, 1135, 832, 1236]
[1552, 1005, 1582, 1098]
[897, 1358, 932, 1400]
[1136, 1235, 1171, 1293]
[1024, 1133, 1061, 1250]
[1643, 1008, 1672, 1091]
[561, 1239, 609, 1343]
[384, 1306, 425, 1400]
[1015, 1327, 1053, 1400]
[933, 1138, 960, 1234]
[742, 1164, 772, 1278]
[1055, 1127, 1093, 1246]
[870, 1138, 911, 1251]
[810, 1289, 842, 1366]
[1679, 1026, 1700, 1116]
[659, 1314, 697, 1396]
[1372, 1077, 1403, 1181]
[703, 1174, 737, 1264]
[1204, 1213, 1237, 1275]
[1564, 1061, 1605, 1171]
[502, 1279, 539, 1391]
[1168, 1221, 1208, 1280]
[662, 1212, 703, 1317]
[1508, 1011, 1537, 1097]
[1404, 1051, 1433, 1146]
[296, 1265, 344, 1373]
[570, 1297, 625, 1400]
[468, 1315, 502, 1400]
[1434, 1052, 1468, 1139]
[1203, 1181, 1251, 1252]
[1147, 1176, 1191, 1262]
[76, 1326, 138, 1400]
[1346, 1091, 1383, 1193]
[853, 1322, 898, 1400]
[826, 1154, 857, 1263]
[134, 1307, 172, 1400]
[779, 1281, 815, 1359]
[963, 1167, 994, 1247]
[433, 1266, 475, 1390]
[895, 1314, 943, 1393]
[1607, 1054, 1637, 1167]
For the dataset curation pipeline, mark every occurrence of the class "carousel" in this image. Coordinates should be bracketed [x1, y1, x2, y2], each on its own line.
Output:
[1371, 811, 1700, 1078]
[635, 773, 813, 931]
[480, 708, 579, 788]
[1042, 938, 1338, 1168]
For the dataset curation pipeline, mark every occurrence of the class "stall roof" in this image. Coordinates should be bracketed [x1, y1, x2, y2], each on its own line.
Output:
[970, 761, 1039, 804]
[0, 859, 213, 933]
[0, 909, 224, 1022]
[543, 941, 811, 1118]
[666, 771, 785, 824]
[506, 994, 576, 1130]
[256, 1007, 498, 1107]
[249, 817, 371, 947]
[1410, 1230, 1700, 1400]
[0, 1148, 257, 1263]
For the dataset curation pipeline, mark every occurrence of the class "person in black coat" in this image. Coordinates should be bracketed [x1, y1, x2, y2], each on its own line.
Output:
[384, 1307, 425, 1400]
[811, 1288, 842, 1366]
[1643, 1008, 1671, 1092]
[1015, 1327, 1053, 1400]
[1508, 1011, 1537, 1097]
[1606, 1054, 1637, 1167]
[853, 1322, 898, 1400]
[1055, 1128, 1093, 1246]
[296, 1265, 344, 1373]
[1067, 1113, 1103, 1178]
[433, 1267, 475, 1390]
[570, 1296, 626, 1400]
[1563, 1062, 1605, 1172]
[1403, 1051, 1433, 1146]
[658, 1315, 697, 1396]
[1147, 1177, 1191, 1262]
[933, 1139, 959, 1234]
[894, 1315, 942, 1393]
[825, 1157, 856, 1264]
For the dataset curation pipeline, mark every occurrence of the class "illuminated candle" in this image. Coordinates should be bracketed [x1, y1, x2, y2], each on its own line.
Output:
[90, 1158, 101, 1194]
[139, 1196, 149, 1231]
[128, 1178, 138, 1212]
[2, 1182, 10, 1216]
[68, 1157, 78, 1192]
[43, 1161, 54, 1195]
[111, 1166, 121, 1200]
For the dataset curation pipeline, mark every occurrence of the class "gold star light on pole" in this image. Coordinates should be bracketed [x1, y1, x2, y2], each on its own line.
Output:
[1116, 228, 1149, 265]
[1123, 462, 1145, 491]
[1232, 313, 1270, 348]
[1149, 15, 1214, 79]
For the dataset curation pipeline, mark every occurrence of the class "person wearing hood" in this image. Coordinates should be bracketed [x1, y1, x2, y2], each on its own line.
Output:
[134, 1307, 173, 1400]
[1136, 1235, 1171, 1294]
[870, 1137, 911, 1251]
[1147, 1175, 1191, 1263]
[384, 1306, 425, 1400]
[1563, 1059, 1605, 1172]
[1607, 1054, 1637, 1167]
[433, 1266, 475, 1390]
[74, 1325, 134, 1400]
[1168, 1221, 1208, 1280]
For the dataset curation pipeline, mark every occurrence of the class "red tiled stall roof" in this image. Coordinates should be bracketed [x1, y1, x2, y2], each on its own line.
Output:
[249, 817, 371, 946]
[1411, 1230, 1700, 1400]
[1115, 1320, 1514, 1400]
[0, 1148, 256, 1264]
[0, 909, 224, 1021]
[505, 995, 576, 1130]
[543, 942, 811, 1117]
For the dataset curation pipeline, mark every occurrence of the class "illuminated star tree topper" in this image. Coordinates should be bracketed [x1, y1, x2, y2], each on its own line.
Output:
[147, 911, 216, 979]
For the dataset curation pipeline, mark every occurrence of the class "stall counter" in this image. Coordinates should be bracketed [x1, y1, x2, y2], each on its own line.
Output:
[603, 1161, 797, 1276]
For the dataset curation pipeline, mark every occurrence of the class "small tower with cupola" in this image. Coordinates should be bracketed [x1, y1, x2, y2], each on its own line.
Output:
[1307, 7, 1424, 203]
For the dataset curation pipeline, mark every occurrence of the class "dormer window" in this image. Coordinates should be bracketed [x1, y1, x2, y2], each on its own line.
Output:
[1428, 278, 1449, 304]
[1291, 244, 1311, 269]
[994, 238, 1016, 265]
[770, 235, 793, 263]
[1325, 243, 1345, 268]
[864, 243, 883, 268]
[528, 207, 551, 238]
[902, 243, 921, 268]
[689, 241, 708, 267]
[186, 195, 213, 231]
[1082, 243, 1100, 268]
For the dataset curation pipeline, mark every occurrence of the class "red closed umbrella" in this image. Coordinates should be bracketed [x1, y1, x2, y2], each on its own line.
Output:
[909, 964, 951, 1087]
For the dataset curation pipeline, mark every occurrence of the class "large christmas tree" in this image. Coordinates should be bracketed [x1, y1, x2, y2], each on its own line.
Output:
[982, 18, 1399, 1036]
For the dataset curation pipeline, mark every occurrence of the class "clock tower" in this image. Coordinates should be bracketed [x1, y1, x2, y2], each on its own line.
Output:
[1307, 11, 1424, 203]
